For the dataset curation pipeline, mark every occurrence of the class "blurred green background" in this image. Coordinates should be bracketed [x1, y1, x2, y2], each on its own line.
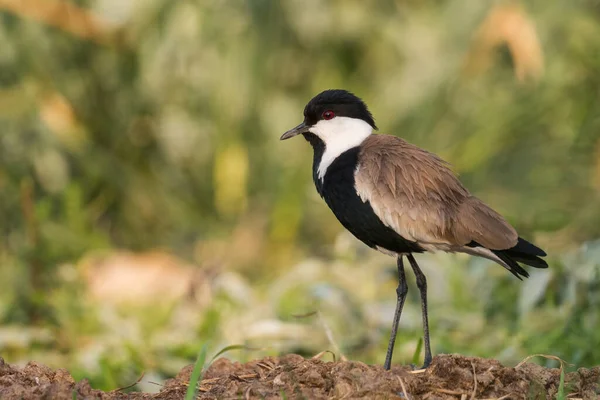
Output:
[1, 0, 599, 392]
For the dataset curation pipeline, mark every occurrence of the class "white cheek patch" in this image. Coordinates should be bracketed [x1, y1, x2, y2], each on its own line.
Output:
[310, 117, 373, 180]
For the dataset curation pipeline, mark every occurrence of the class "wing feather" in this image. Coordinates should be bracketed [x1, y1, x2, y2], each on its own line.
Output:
[355, 135, 518, 250]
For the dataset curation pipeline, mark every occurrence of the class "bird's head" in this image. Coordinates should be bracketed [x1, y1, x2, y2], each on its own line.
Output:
[280, 90, 377, 147]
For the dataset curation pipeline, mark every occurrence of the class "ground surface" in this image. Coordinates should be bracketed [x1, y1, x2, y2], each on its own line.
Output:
[0, 354, 598, 399]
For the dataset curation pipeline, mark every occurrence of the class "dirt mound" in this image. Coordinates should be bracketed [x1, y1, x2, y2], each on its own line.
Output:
[0, 354, 598, 399]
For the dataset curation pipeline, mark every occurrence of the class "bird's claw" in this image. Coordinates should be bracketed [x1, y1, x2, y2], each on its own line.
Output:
[409, 362, 429, 371]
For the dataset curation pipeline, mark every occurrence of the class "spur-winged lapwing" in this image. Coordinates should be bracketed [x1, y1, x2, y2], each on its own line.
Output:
[281, 89, 548, 370]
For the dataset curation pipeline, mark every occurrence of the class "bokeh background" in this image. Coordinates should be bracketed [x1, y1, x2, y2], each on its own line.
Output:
[1, 0, 599, 391]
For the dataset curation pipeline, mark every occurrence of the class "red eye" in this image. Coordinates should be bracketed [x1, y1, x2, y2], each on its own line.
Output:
[322, 110, 335, 120]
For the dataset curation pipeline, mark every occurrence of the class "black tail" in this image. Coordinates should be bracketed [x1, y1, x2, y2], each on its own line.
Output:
[491, 237, 548, 280]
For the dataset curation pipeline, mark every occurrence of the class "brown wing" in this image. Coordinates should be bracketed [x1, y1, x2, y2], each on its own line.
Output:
[354, 135, 518, 251]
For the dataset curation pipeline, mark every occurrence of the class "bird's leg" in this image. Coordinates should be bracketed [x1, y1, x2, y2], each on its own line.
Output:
[407, 254, 432, 369]
[384, 256, 408, 370]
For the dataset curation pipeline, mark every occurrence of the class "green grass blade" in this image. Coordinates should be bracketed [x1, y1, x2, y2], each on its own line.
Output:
[209, 344, 249, 365]
[185, 344, 209, 400]
[556, 367, 566, 400]
[411, 337, 423, 366]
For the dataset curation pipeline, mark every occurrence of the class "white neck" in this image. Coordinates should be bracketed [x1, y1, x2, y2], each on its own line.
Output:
[310, 117, 373, 180]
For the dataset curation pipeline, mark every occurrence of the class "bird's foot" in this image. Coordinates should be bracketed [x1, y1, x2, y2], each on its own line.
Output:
[409, 360, 431, 371]
[409, 353, 433, 371]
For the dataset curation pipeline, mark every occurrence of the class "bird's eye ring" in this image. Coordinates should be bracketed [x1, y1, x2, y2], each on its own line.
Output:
[322, 110, 335, 120]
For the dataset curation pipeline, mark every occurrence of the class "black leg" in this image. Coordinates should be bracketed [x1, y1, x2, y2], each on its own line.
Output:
[407, 254, 432, 369]
[384, 256, 408, 370]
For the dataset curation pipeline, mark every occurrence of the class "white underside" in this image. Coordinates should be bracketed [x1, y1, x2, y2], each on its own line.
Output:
[375, 243, 509, 269]
[309, 117, 373, 180]
[451, 245, 509, 269]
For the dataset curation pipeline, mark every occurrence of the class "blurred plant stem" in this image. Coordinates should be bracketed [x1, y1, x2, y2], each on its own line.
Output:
[14, 178, 52, 324]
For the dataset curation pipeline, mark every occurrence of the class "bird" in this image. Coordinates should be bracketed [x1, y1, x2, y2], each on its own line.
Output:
[280, 89, 548, 370]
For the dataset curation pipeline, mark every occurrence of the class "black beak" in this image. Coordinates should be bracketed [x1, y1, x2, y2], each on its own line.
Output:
[280, 122, 309, 140]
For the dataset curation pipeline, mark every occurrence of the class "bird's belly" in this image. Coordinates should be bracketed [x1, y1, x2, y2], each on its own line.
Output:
[318, 155, 423, 255]
[323, 185, 421, 254]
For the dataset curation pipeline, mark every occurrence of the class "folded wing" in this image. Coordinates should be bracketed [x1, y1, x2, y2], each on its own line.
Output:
[354, 134, 518, 252]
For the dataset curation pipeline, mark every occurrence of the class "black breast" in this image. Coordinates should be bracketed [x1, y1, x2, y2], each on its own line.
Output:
[314, 145, 424, 255]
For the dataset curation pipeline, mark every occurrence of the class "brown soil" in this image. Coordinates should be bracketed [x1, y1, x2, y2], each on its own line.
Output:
[0, 354, 598, 399]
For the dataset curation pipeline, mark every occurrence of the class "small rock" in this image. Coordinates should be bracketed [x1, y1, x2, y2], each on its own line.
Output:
[53, 369, 75, 385]
[278, 354, 305, 366]
[333, 380, 353, 398]
[272, 373, 286, 386]
[302, 369, 325, 387]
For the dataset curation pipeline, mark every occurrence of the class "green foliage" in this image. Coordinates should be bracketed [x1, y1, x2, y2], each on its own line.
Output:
[185, 344, 208, 400]
[556, 367, 566, 400]
[411, 337, 423, 366]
